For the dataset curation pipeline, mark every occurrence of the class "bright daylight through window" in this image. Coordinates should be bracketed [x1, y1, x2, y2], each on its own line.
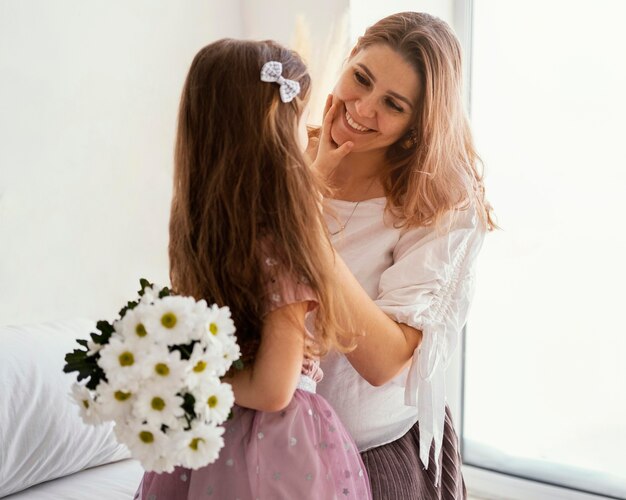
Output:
[463, 1, 626, 498]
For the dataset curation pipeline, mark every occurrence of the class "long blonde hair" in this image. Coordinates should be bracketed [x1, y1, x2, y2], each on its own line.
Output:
[352, 12, 495, 229]
[169, 39, 352, 364]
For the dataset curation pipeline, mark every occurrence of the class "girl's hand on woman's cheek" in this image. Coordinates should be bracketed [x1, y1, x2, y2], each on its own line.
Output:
[311, 94, 354, 178]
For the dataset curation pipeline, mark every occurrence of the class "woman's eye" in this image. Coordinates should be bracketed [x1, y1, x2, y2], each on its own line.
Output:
[385, 98, 403, 112]
[354, 70, 369, 86]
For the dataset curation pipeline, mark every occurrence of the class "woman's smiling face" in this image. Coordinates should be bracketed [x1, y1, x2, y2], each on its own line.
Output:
[331, 44, 420, 154]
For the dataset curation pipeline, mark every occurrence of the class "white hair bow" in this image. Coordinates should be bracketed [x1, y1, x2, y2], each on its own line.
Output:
[260, 61, 301, 103]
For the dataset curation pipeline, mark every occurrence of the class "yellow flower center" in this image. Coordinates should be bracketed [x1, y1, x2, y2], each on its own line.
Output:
[118, 351, 134, 366]
[151, 397, 165, 411]
[139, 431, 154, 444]
[114, 390, 131, 401]
[161, 312, 177, 329]
[207, 395, 218, 408]
[189, 437, 204, 451]
[209, 323, 218, 335]
[193, 361, 207, 373]
[82, 399, 90, 409]
[155, 363, 170, 376]
[135, 323, 147, 337]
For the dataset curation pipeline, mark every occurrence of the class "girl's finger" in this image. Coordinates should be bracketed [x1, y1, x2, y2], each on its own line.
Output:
[322, 94, 333, 121]
[333, 140, 354, 158]
[332, 94, 345, 111]
[322, 103, 338, 142]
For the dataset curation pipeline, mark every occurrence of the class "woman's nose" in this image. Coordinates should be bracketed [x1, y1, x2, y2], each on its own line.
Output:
[354, 95, 376, 119]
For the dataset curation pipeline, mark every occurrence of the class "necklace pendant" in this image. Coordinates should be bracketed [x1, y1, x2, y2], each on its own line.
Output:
[329, 225, 345, 236]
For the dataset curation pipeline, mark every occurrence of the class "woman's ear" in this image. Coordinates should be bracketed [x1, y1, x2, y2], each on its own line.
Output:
[402, 128, 418, 149]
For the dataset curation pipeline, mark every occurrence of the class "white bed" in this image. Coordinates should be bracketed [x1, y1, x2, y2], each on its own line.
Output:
[0, 320, 144, 499]
[3, 460, 143, 500]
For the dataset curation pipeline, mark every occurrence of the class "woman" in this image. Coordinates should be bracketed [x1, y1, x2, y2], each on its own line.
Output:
[312, 12, 496, 499]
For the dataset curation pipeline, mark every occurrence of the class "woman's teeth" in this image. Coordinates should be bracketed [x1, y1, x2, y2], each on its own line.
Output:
[345, 111, 371, 132]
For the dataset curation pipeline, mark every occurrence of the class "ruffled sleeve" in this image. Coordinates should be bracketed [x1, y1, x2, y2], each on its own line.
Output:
[374, 205, 486, 483]
[261, 255, 319, 316]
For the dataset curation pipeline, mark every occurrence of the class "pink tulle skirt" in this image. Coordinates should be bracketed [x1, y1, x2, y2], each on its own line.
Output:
[135, 388, 372, 499]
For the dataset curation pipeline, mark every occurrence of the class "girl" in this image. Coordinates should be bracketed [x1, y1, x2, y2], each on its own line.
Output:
[311, 12, 496, 499]
[134, 39, 371, 499]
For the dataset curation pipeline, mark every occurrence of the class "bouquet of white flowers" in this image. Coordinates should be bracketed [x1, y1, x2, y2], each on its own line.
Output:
[64, 279, 241, 473]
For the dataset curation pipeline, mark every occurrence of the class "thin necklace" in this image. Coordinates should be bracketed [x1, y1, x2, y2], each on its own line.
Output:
[329, 178, 377, 236]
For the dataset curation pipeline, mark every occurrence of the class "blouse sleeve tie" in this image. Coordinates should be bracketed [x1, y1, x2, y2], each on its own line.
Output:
[405, 319, 448, 486]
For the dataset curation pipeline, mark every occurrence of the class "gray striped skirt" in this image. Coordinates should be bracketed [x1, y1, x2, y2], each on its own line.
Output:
[360, 406, 466, 500]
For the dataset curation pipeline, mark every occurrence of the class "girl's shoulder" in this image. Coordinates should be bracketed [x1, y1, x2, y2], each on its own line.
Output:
[258, 241, 318, 317]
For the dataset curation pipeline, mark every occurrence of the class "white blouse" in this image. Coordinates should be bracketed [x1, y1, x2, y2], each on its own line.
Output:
[317, 196, 486, 482]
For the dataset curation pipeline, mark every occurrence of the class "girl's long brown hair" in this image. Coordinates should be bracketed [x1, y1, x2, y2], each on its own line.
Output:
[349, 12, 496, 230]
[169, 39, 351, 363]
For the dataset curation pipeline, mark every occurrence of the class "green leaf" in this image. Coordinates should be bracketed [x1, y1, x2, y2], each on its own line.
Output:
[138, 278, 153, 296]
[181, 392, 197, 419]
[169, 341, 196, 361]
[89, 321, 114, 345]
[158, 287, 171, 298]
[233, 359, 244, 371]
[63, 349, 87, 373]
[86, 366, 107, 390]
[96, 320, 114, 335]
[118, 300, 138, 318]
[63, 347, 102, 388]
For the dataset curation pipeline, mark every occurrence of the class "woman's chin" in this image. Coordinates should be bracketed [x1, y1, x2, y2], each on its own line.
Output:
[331, 128, 352, 148]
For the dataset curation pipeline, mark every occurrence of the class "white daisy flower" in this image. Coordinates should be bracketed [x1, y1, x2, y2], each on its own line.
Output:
[218, 337, 241, 375]
[133, 382, 185, 429]
[193, 298, 208, 313]
[144, 296, 195, 345]
[193, 380, 235, 425]
[114, 304, 153, 345]
[139, 284, 161, 306]
[185, 342, 223, 388]
[115, 421, 172, 473]
[97, 337, 151, 387]
[205, 305, 236, 344]
[192, 298, 209, 322]
[189, 339, 238, 379]
[174, 422, 225, 470]
[70, 383, 104, 425]
[144, 455, 176, 474]
[96, 381, 135, 421]
[188, 299, 212, 341]
[144, 347, 187, 387]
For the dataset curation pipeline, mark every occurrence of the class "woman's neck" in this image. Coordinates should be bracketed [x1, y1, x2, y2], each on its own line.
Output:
[329, 150, 387, 201]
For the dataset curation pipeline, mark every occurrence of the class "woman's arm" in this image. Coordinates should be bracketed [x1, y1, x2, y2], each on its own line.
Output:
[331, 251, 423, 386]
[222, 302, 309, 412]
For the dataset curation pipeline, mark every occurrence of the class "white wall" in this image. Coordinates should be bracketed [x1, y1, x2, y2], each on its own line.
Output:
[349, 0, 454, 41]
[240, 0, 348, 47]
[240, 0, 351, 124]
[0, 1, 242, 325]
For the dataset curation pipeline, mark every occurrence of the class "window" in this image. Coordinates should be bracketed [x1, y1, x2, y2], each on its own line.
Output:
[462, 1, 626, 498]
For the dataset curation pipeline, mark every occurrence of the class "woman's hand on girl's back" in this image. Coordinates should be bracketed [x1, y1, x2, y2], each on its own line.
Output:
[311, 94, 354, 179]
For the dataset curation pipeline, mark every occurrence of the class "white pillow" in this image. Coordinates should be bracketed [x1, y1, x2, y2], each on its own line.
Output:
[0, 319, 130, 497]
